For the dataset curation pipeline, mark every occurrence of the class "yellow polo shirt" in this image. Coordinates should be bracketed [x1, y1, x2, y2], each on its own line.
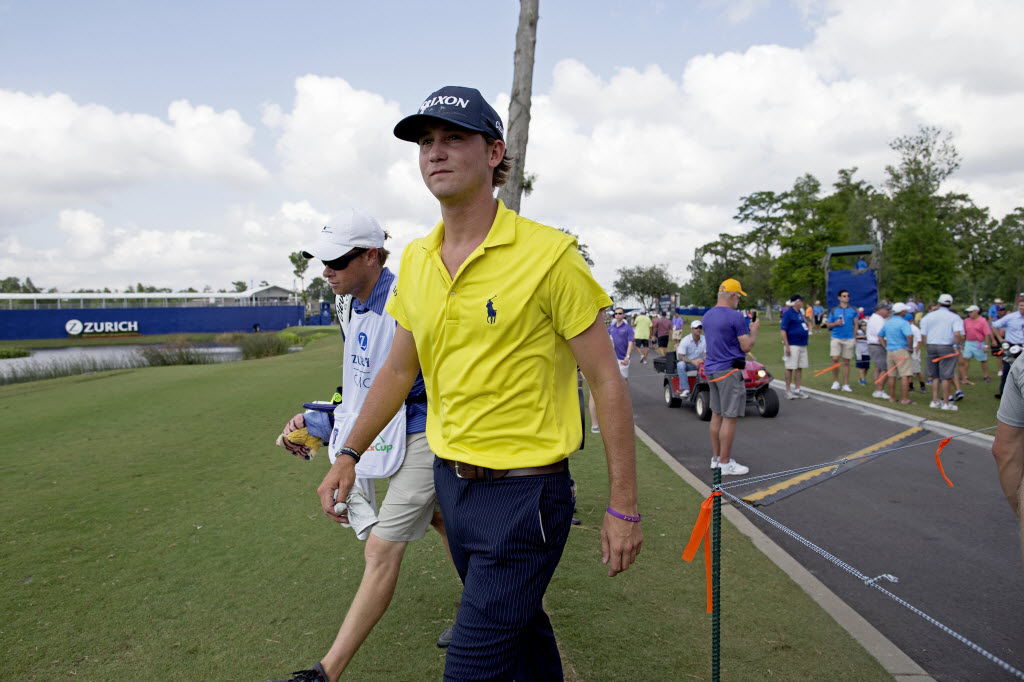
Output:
[386, 201, 612, 468]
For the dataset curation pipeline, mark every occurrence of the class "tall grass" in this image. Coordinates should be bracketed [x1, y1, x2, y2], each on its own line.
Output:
[137, 344, 214, 367]
[0, 344, 212, 386]
[239, 332, 292, 359]
[0, 348, 30, 359]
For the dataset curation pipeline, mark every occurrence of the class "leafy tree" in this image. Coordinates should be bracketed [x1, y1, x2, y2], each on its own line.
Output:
[306, 277, 333, 302]
[556, 227, 594, 266]
[681, 233, 748, 305]
[232, 281, 247, 292]
[289, 252, 309, 303]
[612, 264, 678, 312]
[945, 195, 1001, 304]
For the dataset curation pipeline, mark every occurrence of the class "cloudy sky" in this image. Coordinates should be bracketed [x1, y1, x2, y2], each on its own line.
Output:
[2, 0, 1022, 294]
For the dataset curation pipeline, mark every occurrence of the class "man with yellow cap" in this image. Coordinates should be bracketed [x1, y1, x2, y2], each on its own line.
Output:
[701, 278, 759, 475]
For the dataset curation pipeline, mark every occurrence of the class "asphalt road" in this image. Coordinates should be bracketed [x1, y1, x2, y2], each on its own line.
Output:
[625, 360, 1024, 681]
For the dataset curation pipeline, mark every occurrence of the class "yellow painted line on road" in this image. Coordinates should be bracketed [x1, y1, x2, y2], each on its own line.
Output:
[742, 426, 924, 504]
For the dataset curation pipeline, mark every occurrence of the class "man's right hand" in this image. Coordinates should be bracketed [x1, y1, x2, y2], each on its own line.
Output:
[280, 413, 310, 459]
[317, 456, 357, 524]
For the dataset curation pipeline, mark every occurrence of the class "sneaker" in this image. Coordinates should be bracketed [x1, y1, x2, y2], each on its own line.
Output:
[952, 390, 964, 402]
[719, 459, 750, 476]
[941, 402, 958, 412]
[786, 390, 797, 400]
[795, 388, 810, 399]
[830, 381, 841, 390]
[919, 384, 928, 393]
[871, 390, 883, 399]
[680, 389, 690, 398]
[437, 624, 454, 648]
[841, 385, 853, 392]
[858, 378, 867, 386]
[929, 400, 942, 409]
[879, 391, 891, 400]
[268, 662, 328, 682]
[710, 457, 720, 469]
[590, 425, 600, 433]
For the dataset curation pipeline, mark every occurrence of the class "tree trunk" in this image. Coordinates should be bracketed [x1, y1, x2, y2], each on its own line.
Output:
[497, 0, 539, 214]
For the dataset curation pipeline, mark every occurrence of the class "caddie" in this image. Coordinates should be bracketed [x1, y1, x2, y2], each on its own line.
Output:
[271, 210, 456, 682]
[315, 85, 643, 681]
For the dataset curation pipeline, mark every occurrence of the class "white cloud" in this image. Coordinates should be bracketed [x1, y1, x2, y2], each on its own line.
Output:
[0, 91, 268, 219]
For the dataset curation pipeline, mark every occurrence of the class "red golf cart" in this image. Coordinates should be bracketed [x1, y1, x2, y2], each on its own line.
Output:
[654, 352, 780, 420]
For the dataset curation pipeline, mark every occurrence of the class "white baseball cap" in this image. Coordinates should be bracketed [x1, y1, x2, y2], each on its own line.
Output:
[892, 302, 909, 314]
[690, 320, 703, 329]
[301, 208, 386, 261]
[965, 304, 980, 312]
[938, 293, 953, 306]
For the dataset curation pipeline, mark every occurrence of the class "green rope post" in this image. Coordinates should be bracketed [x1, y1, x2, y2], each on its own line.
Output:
[712, 467, 722, 682]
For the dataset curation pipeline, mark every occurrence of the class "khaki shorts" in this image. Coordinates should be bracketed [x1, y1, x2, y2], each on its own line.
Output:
[371, 432, 438, 543]
[783, 345, 809, 370]
[830, 337, 856, 360]
[708, 369, 746, 418]
[887, 349, 915, 378]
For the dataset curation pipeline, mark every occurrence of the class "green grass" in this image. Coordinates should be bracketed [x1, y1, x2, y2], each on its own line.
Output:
[747, 320, 1000, 432]
[0, 337, 888, 680]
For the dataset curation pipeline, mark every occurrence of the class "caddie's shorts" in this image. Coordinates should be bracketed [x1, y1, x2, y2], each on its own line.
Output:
[372, 432, 438, 543]
[926, 344, 957, 381]
[708, 369, 746, 418]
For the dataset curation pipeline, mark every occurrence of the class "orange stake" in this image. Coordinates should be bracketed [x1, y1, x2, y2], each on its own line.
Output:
[931, 351, 960, 363]
[814, 362, 841, 377]
[873, 354, 906, 384]
[682, 492, 721, 613]
[934, 437, 955, 487]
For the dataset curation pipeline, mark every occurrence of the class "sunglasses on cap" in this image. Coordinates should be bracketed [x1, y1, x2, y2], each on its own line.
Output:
[322, 248, 368, 271]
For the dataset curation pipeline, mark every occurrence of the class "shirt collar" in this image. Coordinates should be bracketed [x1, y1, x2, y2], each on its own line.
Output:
[419, 200, 517, 253]
[351, 267, 395, 315]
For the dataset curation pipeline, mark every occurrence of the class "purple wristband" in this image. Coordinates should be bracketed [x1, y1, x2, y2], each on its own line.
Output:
[606, 506, 642, 523]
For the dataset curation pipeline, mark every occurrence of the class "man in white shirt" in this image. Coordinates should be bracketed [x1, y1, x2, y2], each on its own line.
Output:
[676, 320, 706, 397]
[865, 302, 892, 399]
[919, 293, 966, 411]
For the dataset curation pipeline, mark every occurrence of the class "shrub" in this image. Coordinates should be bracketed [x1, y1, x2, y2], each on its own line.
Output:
[239, 333, 291, 360]
[137, 344, 213, 367]
[0, 348, 31, 359]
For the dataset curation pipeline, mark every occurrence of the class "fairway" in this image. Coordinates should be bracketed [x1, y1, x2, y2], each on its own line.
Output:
[1, 338, 890, 680]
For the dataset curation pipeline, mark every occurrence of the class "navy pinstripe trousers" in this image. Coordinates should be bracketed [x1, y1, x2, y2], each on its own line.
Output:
[433, 458, 574, 681]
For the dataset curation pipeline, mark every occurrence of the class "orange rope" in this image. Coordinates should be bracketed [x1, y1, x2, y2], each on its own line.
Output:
[709, 368, 739, 383]
[934, 437, 955, 487]
[682, 492, 721, 613]
[814, 362, 841, 377]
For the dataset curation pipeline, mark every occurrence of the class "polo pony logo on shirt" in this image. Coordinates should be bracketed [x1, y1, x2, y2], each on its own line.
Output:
[486, 296, 498, 324]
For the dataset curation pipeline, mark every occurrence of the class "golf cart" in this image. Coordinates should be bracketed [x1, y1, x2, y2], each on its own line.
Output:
[653, 352, 780, 420]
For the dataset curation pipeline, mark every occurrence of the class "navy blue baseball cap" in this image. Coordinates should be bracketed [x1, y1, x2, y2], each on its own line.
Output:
[394, 86, 505, 142]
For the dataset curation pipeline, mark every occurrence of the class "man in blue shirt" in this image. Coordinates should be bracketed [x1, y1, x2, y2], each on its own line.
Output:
[826, 289, 858, 392]
[993, 296, 1024, 399]
[878, 302, 916, 404]
[780, 294, 810, 399]
[702, 278, 759, 476]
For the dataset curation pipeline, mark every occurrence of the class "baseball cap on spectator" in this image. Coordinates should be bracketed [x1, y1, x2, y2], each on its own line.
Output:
[394, 86, 505, 142]
[938, 293, 953, 306]
[690, 320, 703, 329]
[892, 302, 909, 314]
[718, 278, 747, 296]
[994, 298, 1004, 304]
[876, 301, 891, 310]
[965, 305, 980, 313]
[301, 209, 385, 261]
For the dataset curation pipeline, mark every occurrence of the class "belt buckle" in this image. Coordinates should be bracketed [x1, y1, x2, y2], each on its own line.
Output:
[454, 461, 470, 479]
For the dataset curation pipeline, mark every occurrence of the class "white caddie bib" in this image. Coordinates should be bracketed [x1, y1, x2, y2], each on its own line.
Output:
[328, 284, 406, 479]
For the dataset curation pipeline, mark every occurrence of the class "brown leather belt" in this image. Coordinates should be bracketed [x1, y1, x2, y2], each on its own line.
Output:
[441, 458, 567, 481]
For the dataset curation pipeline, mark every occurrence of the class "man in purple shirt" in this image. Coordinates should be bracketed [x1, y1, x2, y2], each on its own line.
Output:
[608, 307, 635, 380]
[702, 278, 759, 476]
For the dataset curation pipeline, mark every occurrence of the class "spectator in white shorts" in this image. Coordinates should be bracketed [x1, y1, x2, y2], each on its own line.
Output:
[826, 289, 858, 392]
[780, 294, 810, 399]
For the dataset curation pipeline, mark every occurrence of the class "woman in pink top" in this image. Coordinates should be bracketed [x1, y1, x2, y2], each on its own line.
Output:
[960, 305, 994, 383]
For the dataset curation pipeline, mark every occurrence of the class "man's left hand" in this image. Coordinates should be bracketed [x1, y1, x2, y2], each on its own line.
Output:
[601, 513, 643, 577]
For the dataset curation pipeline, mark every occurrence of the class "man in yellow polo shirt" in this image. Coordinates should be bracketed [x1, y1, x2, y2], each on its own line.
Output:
[315, 86, 642, 682]
[633, 308, 653, 364]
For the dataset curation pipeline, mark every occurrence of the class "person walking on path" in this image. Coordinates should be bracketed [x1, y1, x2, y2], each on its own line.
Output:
[866, 302, 892, 399]
[993, 296, 1024, 399]
[779, 294, 810, 399]
[826, 289, 858, 392]
[609, 307, 635, 380]
[919, 293, 965, 411]
[632, 309, 652, 364]
[992, 355, 1024, 564]
[878, 302, 916, 405]
[271, 212, 456, 682]
[652, 310, 673, 356]
[315, 85, 642, 681]
[702, 278, 759, 475]
[961, 304, 994, 384]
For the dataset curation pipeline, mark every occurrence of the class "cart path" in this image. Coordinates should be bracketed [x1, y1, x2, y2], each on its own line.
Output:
[624, 360, 1024, 682]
